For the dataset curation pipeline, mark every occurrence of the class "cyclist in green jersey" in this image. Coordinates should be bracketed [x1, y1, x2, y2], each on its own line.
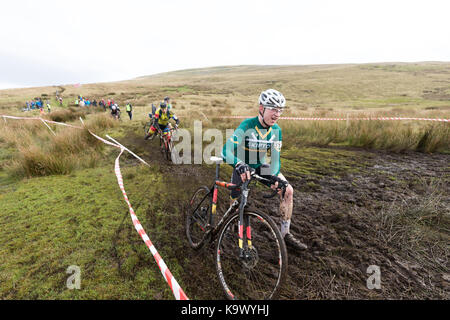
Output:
[222, 89, 307, 251]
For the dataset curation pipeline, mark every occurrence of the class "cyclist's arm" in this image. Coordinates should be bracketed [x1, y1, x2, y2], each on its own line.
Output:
[270, 127, 282, 176]
[271, 153, 281, 176]
[171, 114, 180, 126]
[222, 122, 247, 167]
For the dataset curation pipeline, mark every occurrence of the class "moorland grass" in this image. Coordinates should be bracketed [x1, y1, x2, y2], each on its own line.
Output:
[0, 164, 186, 299]
[1, 112, 118, 179]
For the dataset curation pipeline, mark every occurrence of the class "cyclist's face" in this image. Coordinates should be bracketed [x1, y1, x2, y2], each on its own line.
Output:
[161, 107, 167, 113]
[260, 105, 281, 126]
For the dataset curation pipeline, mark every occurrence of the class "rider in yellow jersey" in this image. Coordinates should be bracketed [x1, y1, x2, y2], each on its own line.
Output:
[145, 102, 180, 140]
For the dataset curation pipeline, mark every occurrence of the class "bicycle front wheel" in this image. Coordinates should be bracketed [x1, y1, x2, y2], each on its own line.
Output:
[159, 136, 165, 155]
[185, 186, 211, 250]
[215, 210, 288, 300]
[165, 137, 171, 161]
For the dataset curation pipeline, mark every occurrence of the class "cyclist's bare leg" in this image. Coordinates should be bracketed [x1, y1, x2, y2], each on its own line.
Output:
[278, 172, 308, 250]
[277, 172, 293, 237]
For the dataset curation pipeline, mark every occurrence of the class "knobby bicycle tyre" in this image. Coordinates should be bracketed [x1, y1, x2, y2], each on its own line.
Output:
[159, 136, 165, 155]
[165, 137, 171, 161]
[167, 139, 175, 162]
[215, 209, 288, 300]
[185, 186, 211, 250]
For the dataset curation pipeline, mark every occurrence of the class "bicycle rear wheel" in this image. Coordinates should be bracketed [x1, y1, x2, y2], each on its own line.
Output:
[215, 210, 288, 300]
[185, 186, 211, 250]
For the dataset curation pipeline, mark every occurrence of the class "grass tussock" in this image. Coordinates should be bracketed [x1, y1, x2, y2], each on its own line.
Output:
[373, 178, 449, 271]
[280, 117, 449, 153]
[44, 107, 86, 123]
[1, 112, 118, 178]
[43, 106, 106, 123]
[415, 124, 450, 153]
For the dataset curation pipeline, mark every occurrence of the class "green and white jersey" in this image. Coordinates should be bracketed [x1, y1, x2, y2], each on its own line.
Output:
[222, 116, 282, 175]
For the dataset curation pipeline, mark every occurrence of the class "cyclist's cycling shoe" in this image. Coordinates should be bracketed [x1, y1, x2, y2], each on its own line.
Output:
[144, 133, 155, 140]
[284, 233, 308, 251]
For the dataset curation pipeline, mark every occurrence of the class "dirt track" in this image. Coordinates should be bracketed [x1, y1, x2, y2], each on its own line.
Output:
[123, 131, 449, 300]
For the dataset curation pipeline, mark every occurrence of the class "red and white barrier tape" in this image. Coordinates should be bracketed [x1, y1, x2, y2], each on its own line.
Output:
[1, 113, 189, 300]
[79, 118, 189, 300]
[218, 115, 449, 122]
[1, 114, 84, 129]
[113, 148, 188, 300]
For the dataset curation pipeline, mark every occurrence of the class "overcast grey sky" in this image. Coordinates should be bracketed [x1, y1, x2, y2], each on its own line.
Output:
[1, 0, 449, 89]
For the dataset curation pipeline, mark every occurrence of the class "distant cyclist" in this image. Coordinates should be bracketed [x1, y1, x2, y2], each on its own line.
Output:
[164, 96, 172, 111]
[111, 104, 120, 120]
[145, 102, 179, 140]
[222, 89, 307, 251]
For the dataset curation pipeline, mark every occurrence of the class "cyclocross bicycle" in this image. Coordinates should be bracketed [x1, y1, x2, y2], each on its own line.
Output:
[158, 127, 177, 162]
[185, 156, 288, 300]
[144, 123, 177, 162]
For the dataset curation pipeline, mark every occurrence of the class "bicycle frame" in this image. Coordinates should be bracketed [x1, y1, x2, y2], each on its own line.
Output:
[186, 160, 288, 300]
[190, 162, 253, 258]
[156, 127, 175, 153]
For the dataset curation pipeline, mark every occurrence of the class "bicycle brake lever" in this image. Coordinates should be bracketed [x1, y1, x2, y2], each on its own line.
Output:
[263, 188, 279, 199]
[263, 184, 287, 199]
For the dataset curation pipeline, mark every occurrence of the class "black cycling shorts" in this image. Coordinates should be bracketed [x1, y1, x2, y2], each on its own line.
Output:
[230, 168, 243, 200]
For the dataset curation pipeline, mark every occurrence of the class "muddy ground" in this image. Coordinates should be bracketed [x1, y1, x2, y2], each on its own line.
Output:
[120, 131, 449, 300]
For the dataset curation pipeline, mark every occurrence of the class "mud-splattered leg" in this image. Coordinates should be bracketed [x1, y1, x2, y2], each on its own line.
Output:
[278, 173, 293, 237]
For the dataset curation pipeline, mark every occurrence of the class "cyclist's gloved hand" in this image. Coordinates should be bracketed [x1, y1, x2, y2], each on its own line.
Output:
[269, 175, 288, 188]
[235, 162, 251, 182]
[256, 164, 288, 194]
[235, 162, 250, 174]
[269, 176, 289, 197]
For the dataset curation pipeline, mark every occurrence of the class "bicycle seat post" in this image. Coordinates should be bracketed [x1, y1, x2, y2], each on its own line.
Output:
[215, 163, 220, 180]
[210, 156, 223, 180]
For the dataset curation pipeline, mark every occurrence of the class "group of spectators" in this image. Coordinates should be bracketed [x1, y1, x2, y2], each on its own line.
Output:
[75, 96, 118, 111]
[75, 95, 98, 108]
[75, 95, 134, 120]
[22, 93, 135, 120]
[23, 98, 52, 113]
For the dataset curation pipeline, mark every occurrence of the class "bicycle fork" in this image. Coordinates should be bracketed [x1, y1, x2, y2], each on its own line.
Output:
[238, 183, 252, 259]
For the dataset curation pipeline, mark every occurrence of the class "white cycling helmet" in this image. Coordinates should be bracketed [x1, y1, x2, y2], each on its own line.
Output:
[258, 89, 286, 108]
[258, 89, 286, 127]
